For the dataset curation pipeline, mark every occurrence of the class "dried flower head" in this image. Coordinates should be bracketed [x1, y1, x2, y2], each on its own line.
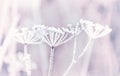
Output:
[13, 27, 43, 44]
[43, 26, 73, 47]
[80, 19, 112, 39]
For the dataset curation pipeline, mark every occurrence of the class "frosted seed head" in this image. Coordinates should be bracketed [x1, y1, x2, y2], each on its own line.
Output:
[67, 23, 82, 35]
[13, 27, 43, 44]
[80, 19, 112, 39]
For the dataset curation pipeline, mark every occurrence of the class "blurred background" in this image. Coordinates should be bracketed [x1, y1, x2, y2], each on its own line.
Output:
[0, 0, 120, 76]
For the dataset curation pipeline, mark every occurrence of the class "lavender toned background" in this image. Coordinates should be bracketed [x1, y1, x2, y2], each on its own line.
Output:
[0, 0, 120, 76]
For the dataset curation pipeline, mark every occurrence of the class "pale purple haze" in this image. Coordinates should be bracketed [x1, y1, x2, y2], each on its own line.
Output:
[0, 0, 120, 76]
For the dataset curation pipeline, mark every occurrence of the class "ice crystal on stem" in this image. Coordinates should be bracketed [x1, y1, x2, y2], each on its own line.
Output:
[13, 27, 44, 76]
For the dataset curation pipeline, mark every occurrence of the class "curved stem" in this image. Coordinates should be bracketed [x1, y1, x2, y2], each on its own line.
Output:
[48, 46, 55, 76]
[63, 36, 77, 76]
[79, 38, 94, 76]
[63, 37, 93, 76]
[78, 38, 92, 60]
[24, 44, 31, 76]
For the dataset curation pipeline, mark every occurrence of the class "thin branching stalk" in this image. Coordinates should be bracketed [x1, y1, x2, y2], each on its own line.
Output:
[57, 33, 73, 46]
[63, 24, 81, 76]
[79, 38, 94, 76]
[13, 27, 44, 76]
[63, 35, 77, 76]
[40, 26, 73, 76]
[48, 46, 55, 76]
[63, 37, 94, 76]
[24, 44, 31, 76]
[78, 38, 92, 59]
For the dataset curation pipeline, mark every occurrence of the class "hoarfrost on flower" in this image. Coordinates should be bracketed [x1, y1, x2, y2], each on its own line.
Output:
[43, 26, 73, 47]
[13, 27, 43, 44]
[80, 19, 112, 39]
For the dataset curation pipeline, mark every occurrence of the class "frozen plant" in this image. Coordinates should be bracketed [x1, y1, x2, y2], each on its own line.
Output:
[78, 19, 112, 59]
[63, 23, 82, 76]
[45, 26, 74, 76]
[63, 19, 112, 76]
[77, 19, 112, 76]
[12, 19, 112, 76]
[33, 25, 74, 76]
[13, 27, 44, 76]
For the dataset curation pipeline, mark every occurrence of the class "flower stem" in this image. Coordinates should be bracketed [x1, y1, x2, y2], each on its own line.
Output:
[63, 38, 93, 76]
[78, 38, 92, 60]
[79, 38, 94, 76]
[63, 36, 77, 76]
[48, 46, 55, 76]
[24, 44, 31, 76]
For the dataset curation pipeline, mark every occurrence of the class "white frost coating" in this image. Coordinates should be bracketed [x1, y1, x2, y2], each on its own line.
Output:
[63, 19, 112, 76]
[12, 19, 112, 76]
[77, 19, 112, 63]
[38, 26, 74, 76]
[80, 19, 112, 39]
[13, 27, 44, 76]
[41, 25, 74, 47]
[23, 45, 32, 76]
[13, 27, 43, 44]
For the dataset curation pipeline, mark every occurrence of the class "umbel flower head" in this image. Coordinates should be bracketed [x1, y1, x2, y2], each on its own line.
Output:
[80, 19, 112, 39]
[13, 27, 43, 44]
[63, 23, 82, 36]
[42, 26, 73, 47]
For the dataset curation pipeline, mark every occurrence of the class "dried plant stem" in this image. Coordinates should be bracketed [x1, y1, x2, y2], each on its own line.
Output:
[63, 37, 94, 76]
[24, 44, 31, 76]
[48, 46, 55, 76]
[79, 38, 94, 76]
[63, 36, 77, 76]
[78, 38, 92, 59]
